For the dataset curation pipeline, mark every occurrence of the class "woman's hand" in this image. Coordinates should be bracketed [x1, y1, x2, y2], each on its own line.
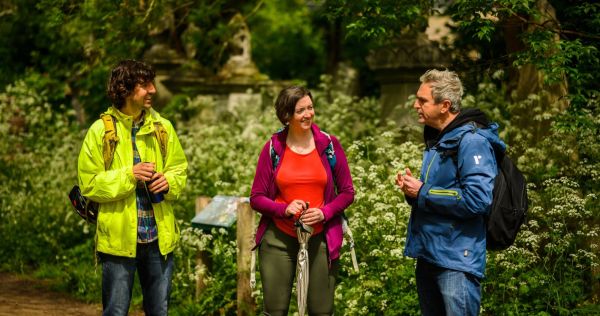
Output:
[300, 208, 324, 225]
[285, 200, 307, 218]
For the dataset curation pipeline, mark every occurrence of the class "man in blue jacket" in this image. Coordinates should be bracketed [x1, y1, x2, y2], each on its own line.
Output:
[396, 69, 505, 316]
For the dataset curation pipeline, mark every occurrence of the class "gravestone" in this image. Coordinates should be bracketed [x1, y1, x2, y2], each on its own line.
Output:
[148, 13, 284, 113]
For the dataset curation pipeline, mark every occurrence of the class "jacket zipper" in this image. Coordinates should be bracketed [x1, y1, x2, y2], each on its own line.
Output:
[424, 151, 437, 183]
[423, 151, 437, 183]
[428, 189, 461, 199]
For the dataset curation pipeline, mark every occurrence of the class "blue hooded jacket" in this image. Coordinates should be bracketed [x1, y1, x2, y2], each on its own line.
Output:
[404, 109, 506, 278]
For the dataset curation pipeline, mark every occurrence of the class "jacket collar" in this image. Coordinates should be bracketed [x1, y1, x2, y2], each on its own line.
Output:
[271, 123, 330, 155]
[105, 106, 160, 134]
[424, 108, 491, 149]
[434, 121, 505, 153]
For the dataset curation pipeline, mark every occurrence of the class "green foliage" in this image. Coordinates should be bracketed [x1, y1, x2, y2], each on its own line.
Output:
[322, 0, 430, 43]
[143, 82, 426, 314]
[170, 226, 239, 315]
[249, 0, 326, 87]
[0, 0, 331, 122]
[1, 1, 600, 314]
[166, 93, 278, 202]
[449, 0, 600, 126]
[451, 0, 537, 42]
[2, 69, 600, 314]
[333, 135, 422, 315]
[483, 178, 599, 315]
[0, 0, 160, 119]
[159, 91, 278, 314]
[33, 239, 102, 302]
[312, 78, 423, 314]
[463, 72, 600, 314]
[0, 72, 89, 271]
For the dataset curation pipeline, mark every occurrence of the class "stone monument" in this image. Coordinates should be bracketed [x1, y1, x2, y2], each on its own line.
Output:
[367, 31, 451, 127]
[217, 13, 267, 83]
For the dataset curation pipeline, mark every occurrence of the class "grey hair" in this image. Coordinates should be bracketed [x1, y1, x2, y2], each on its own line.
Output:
[419, 69, 463, 113]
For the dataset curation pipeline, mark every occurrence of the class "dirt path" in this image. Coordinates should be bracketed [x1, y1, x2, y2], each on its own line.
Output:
[0, 272, 102, 316]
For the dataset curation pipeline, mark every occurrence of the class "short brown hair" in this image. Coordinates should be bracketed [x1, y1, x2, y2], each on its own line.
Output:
[107, 60, 155, 108]
[274, 86, 313, 125]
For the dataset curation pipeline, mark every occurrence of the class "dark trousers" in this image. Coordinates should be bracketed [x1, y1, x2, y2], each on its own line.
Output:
[259, 222, 338, 316]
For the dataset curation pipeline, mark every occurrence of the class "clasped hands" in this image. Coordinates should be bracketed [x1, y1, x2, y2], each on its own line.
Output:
[395, 167, 422, 199]
[132, 162, 169, 193]
[285, 200, 324, 225]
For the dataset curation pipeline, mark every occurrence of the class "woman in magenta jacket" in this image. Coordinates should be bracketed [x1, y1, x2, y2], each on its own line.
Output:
[250, 86, 355, 315]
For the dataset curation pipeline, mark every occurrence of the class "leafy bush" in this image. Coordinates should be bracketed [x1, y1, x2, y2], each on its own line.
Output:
[0, 73, 89, 272]
[483, 178, 598, 315]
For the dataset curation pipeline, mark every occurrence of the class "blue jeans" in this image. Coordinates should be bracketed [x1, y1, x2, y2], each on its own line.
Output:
[416, 259, 481, 316]
[99, 241, 174, 316]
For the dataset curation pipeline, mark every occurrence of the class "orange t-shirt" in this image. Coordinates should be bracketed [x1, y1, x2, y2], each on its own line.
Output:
[274, 146, 327, 237]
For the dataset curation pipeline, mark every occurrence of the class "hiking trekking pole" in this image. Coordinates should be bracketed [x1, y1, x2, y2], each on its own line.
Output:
[295, 202, 312, 316]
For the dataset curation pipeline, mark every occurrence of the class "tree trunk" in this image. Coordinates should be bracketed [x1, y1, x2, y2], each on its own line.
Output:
[502, 0, 568, 146]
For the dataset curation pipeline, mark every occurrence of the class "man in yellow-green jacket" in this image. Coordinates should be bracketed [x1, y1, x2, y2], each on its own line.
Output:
[77, 59, 187, 316]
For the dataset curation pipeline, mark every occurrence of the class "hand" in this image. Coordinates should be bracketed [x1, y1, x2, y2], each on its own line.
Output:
[147, 172, 169, 193]
[300, 208, 324, 226]
[398, 168, 423, 199]
[395, 169, 406, 189]
[132, 162, 155, 182]
[285, 200, 307, 218]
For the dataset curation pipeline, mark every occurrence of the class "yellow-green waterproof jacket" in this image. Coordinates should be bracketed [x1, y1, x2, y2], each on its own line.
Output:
[78, 106, 188, 258]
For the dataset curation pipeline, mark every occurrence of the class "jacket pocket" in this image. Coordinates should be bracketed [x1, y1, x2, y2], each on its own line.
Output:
[428, 189, 461, 199]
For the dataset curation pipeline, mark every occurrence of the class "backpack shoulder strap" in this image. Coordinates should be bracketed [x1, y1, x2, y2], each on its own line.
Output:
[269, 139, 279, 170]
[320, 130, 337, 171]
[153, 121, 168, 163]
[100, 114, 119, 170]
[269, 128, 286, 170]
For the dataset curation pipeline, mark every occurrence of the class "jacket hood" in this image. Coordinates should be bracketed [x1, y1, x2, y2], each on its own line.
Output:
[425, 108, 505, 153]
[104, 106, 162, 134]
[424, 108, 490, 148]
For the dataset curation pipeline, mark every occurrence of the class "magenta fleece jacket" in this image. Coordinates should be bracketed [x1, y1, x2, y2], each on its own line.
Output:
[250, 123, 355, 262]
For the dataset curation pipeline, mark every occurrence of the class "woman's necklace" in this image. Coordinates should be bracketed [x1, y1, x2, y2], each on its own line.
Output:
[289, 143, 315, 154]
[287, 132, 315, 154]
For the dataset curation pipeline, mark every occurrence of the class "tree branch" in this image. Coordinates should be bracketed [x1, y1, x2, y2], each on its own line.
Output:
[497, 3, 600, 40]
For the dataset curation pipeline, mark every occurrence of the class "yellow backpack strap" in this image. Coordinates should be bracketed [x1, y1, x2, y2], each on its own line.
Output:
[100, 114, 119, 170]
[153, 121, 168, 164]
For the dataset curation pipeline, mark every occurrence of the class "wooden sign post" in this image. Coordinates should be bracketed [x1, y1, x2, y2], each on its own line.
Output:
[194, 196, 212, 300]
[191, 196, 256, 314]
[236, 200, 256, 315]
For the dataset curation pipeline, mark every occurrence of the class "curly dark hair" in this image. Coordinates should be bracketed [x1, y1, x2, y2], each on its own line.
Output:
[107, 60, 156, 108]
[274, 86, 313, 125]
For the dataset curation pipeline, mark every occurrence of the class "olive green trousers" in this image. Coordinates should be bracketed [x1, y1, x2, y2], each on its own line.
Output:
[259, 222, 339, 316]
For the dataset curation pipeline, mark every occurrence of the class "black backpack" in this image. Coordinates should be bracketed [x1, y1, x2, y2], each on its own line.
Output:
[448, 125, 528, 250]
[485, 150, 528, 250]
